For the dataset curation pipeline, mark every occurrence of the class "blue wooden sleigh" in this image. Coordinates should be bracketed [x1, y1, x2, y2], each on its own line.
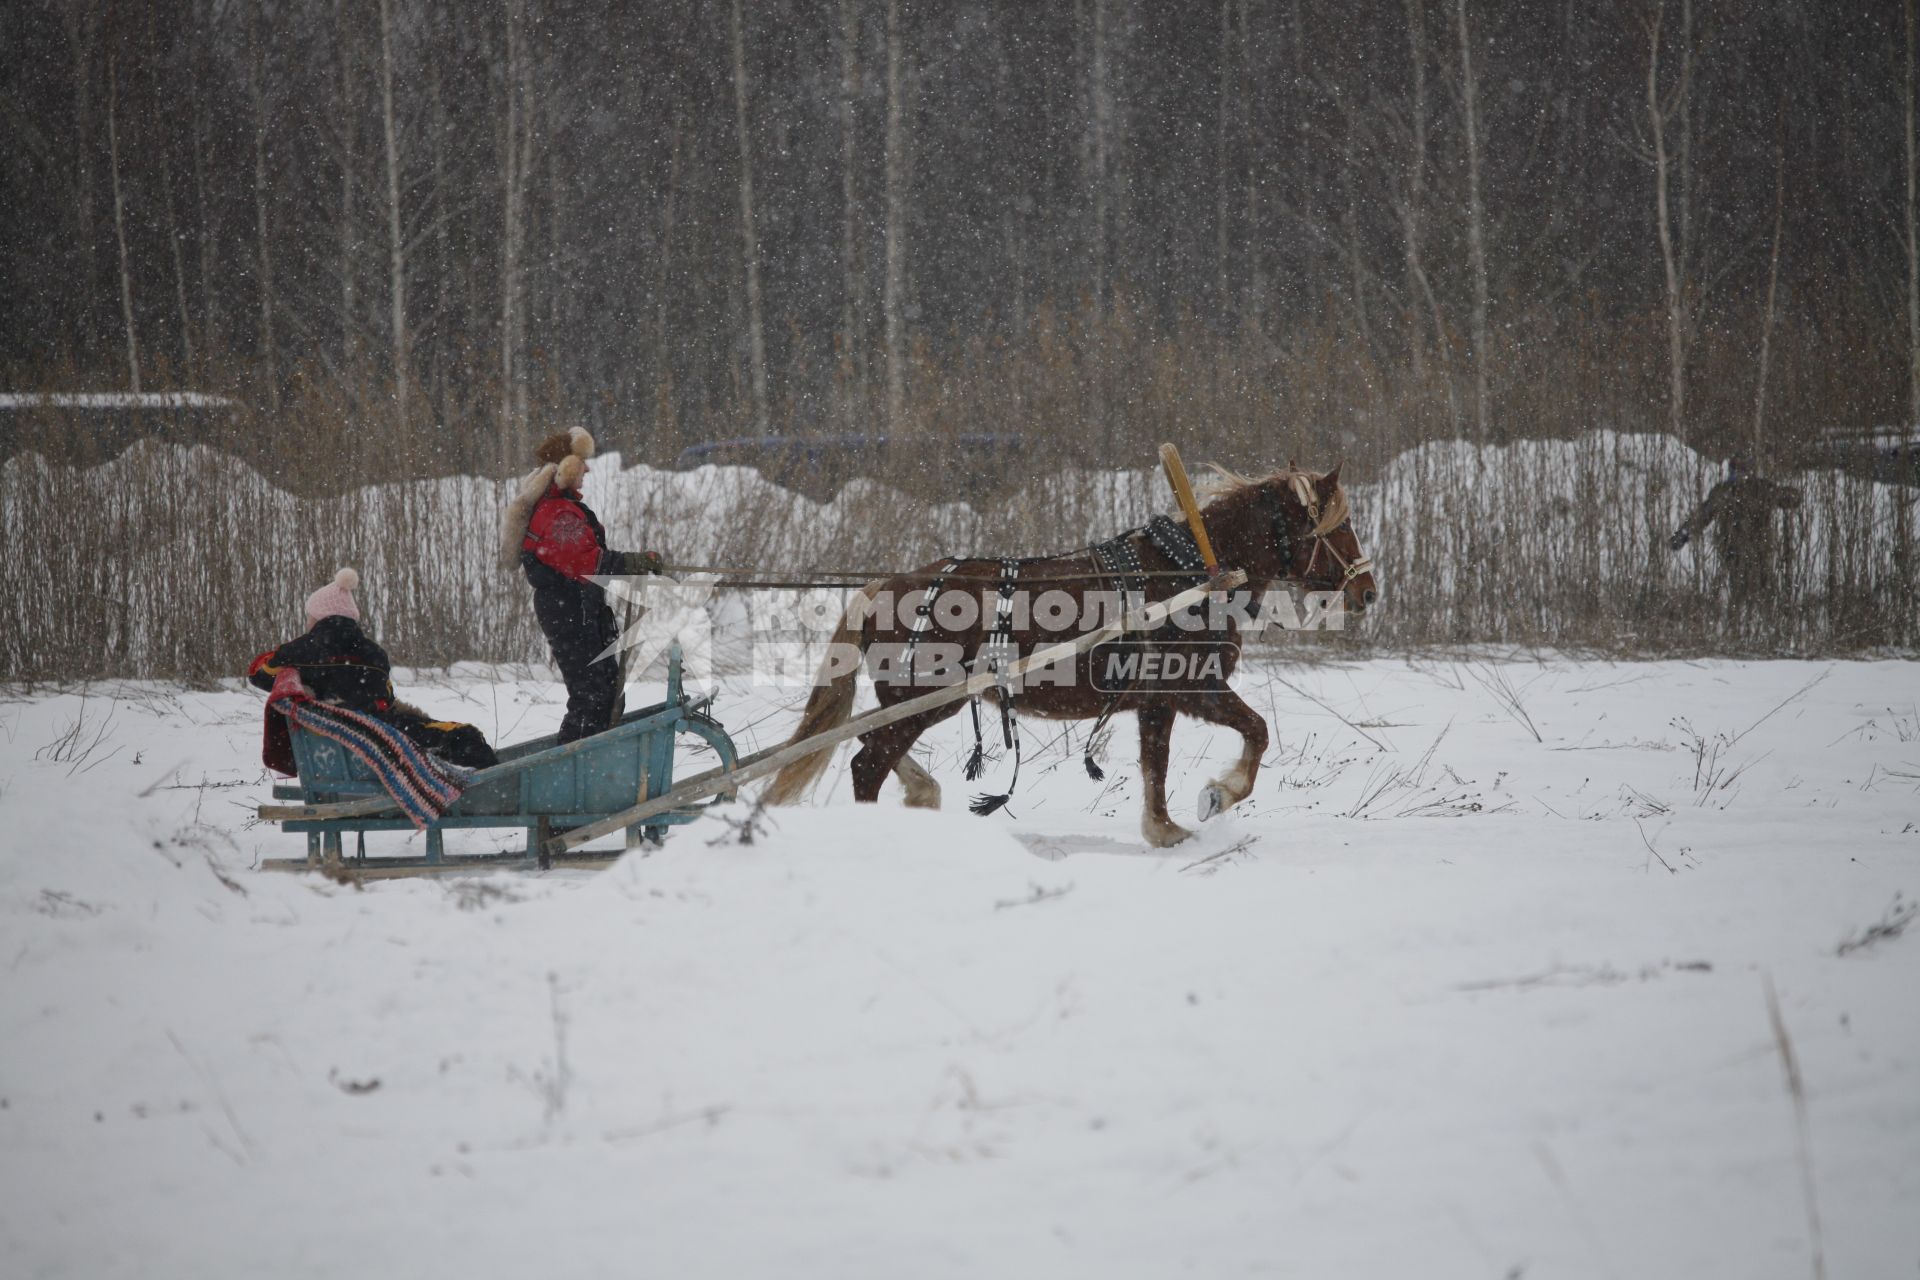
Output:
[259, 647, 737, 874]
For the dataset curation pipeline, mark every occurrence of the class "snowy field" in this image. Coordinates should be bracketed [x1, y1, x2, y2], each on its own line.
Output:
[2, 656, 1917, 1278]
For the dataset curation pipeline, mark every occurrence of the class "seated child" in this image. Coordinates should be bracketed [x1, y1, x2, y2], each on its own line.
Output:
[248, 568, 499, 772]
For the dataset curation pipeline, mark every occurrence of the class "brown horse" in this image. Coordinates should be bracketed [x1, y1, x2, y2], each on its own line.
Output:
[762, 465, 1377, 846]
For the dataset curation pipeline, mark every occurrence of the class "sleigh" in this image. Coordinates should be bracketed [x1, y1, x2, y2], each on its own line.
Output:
[260, 568, 1246, 875]
[259, 645, 738, 876]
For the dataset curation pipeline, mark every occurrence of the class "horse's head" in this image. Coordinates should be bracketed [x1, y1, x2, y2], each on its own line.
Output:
[1202, 462, 1378, 617]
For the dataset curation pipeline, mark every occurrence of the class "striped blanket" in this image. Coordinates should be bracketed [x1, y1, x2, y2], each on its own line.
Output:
[267, 670, 463, 829]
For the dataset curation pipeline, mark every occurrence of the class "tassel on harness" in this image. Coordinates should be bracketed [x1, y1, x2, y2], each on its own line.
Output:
[968, 559, 1024, 816]
[967, 712, 1021, 815]
[962, 698, 987, 781]
[1082, 690, 1124, 781]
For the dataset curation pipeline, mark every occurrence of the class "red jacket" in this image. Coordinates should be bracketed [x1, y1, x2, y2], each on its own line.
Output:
[523, 486, 610, 582]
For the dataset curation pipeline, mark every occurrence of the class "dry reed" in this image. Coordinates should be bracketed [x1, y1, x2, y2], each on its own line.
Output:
[3, 304, 1914, 683]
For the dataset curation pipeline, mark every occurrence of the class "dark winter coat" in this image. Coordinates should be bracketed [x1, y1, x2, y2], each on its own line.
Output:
[1674, 476, 1803, 565]
[248, 615, 397, 711]
[519, 485, 631, 742]
[1671, 475, 1803, 609]
[247, 616, 498, 772]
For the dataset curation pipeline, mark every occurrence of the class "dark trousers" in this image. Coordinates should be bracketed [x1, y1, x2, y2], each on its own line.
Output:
[534, 581, 623, 743]
[384, 711, 499, 769]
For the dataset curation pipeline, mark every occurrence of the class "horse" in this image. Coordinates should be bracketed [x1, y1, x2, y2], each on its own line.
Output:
[761, 464, 1377, 846]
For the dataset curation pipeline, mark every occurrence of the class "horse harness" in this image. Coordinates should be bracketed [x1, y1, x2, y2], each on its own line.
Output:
[1074, 517, 1217, 781]
[1089, 515, 1207, 604]
[965, 558, 1028, 815]
[1277, 472, 1375, 589]
[901, 559, 960, 680]
[898, 556, 1030, 815]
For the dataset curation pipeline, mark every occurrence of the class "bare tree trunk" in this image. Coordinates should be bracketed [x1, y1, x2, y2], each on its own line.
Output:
[1903, 0, 1920, 627]
[1644, 0, 1694, 445]
[500, 0, 532, 442]
[190, 0, 216, 351]
[839, 0, 865, 430]
[652, 105, 685, 450]
[1215, 0, 1233, 316]
[501, 0, 519, 441]
[1239, 0, 1260, 340]
[730, 0, 771, 435]
[65, 0, 98, 356]
[1088, 0, 1112, 319]
[1753, 100, 1786, 463]
[1078, 0, 1113, 448]
[1289, 0, 1312, 306]
[246, 7, 279, 410]
[336, 0, 359, 372]
[378, 0, 409, 421]
[992, 0, 1026, 338]
[1907, 0, 1919, 428]
[883, 0, 909, 432]
[1402, 0, 1430, 384]
[106, 52, 140, 393]
[542, 35, 569, 398]
[159, 148, 194, 372]
[1455, 0, 1491, 441]
[429, 51, 452, 415]
[1341, 113, 1371, 352]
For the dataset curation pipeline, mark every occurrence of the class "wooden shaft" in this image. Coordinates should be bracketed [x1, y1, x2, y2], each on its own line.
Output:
[542, 568, 1248, 858]
[1157, 442, 1220, 576]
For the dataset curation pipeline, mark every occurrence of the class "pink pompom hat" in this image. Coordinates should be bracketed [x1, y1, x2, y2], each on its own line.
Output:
[305, 568, 362, 624]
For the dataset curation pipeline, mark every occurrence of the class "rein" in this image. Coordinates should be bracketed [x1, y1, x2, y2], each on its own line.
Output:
[658, 571, 1325, 593]
[659, 563, 1214, 589]
[660, 475, 1373, 594]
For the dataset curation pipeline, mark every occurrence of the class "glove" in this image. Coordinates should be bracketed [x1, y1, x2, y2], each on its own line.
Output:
[617, 549, 665, 576]
[1668, 530, 1689, 551]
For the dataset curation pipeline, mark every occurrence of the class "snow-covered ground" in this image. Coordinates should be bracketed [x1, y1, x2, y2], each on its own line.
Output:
[2, 657, 1916, 1278]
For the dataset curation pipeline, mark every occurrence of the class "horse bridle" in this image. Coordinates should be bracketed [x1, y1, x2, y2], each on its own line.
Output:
[1268, 475, 1375, 592]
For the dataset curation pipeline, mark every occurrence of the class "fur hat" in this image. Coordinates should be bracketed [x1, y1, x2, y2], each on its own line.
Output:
[534, 426, 595, 466]
[305, 568, 361, 624]
[534, 427, 595, 492]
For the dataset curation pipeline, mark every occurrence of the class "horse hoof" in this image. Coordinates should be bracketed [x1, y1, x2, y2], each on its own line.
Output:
[1144, 820, 1194, 848]
[1198, 785, 1225, 823]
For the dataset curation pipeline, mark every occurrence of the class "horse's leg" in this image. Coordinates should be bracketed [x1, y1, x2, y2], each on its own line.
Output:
[849, 702, 965, 804]
[1182, 687, 1269, 821]
[1136, 703, 1192, 847]
[892, 753, 942, 809]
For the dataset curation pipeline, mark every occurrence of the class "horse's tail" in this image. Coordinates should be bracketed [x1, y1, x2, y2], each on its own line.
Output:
[762, 580, 884, 805]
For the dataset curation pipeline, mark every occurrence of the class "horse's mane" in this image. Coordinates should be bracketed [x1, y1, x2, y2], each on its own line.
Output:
[1196, 463, 1350, 537]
